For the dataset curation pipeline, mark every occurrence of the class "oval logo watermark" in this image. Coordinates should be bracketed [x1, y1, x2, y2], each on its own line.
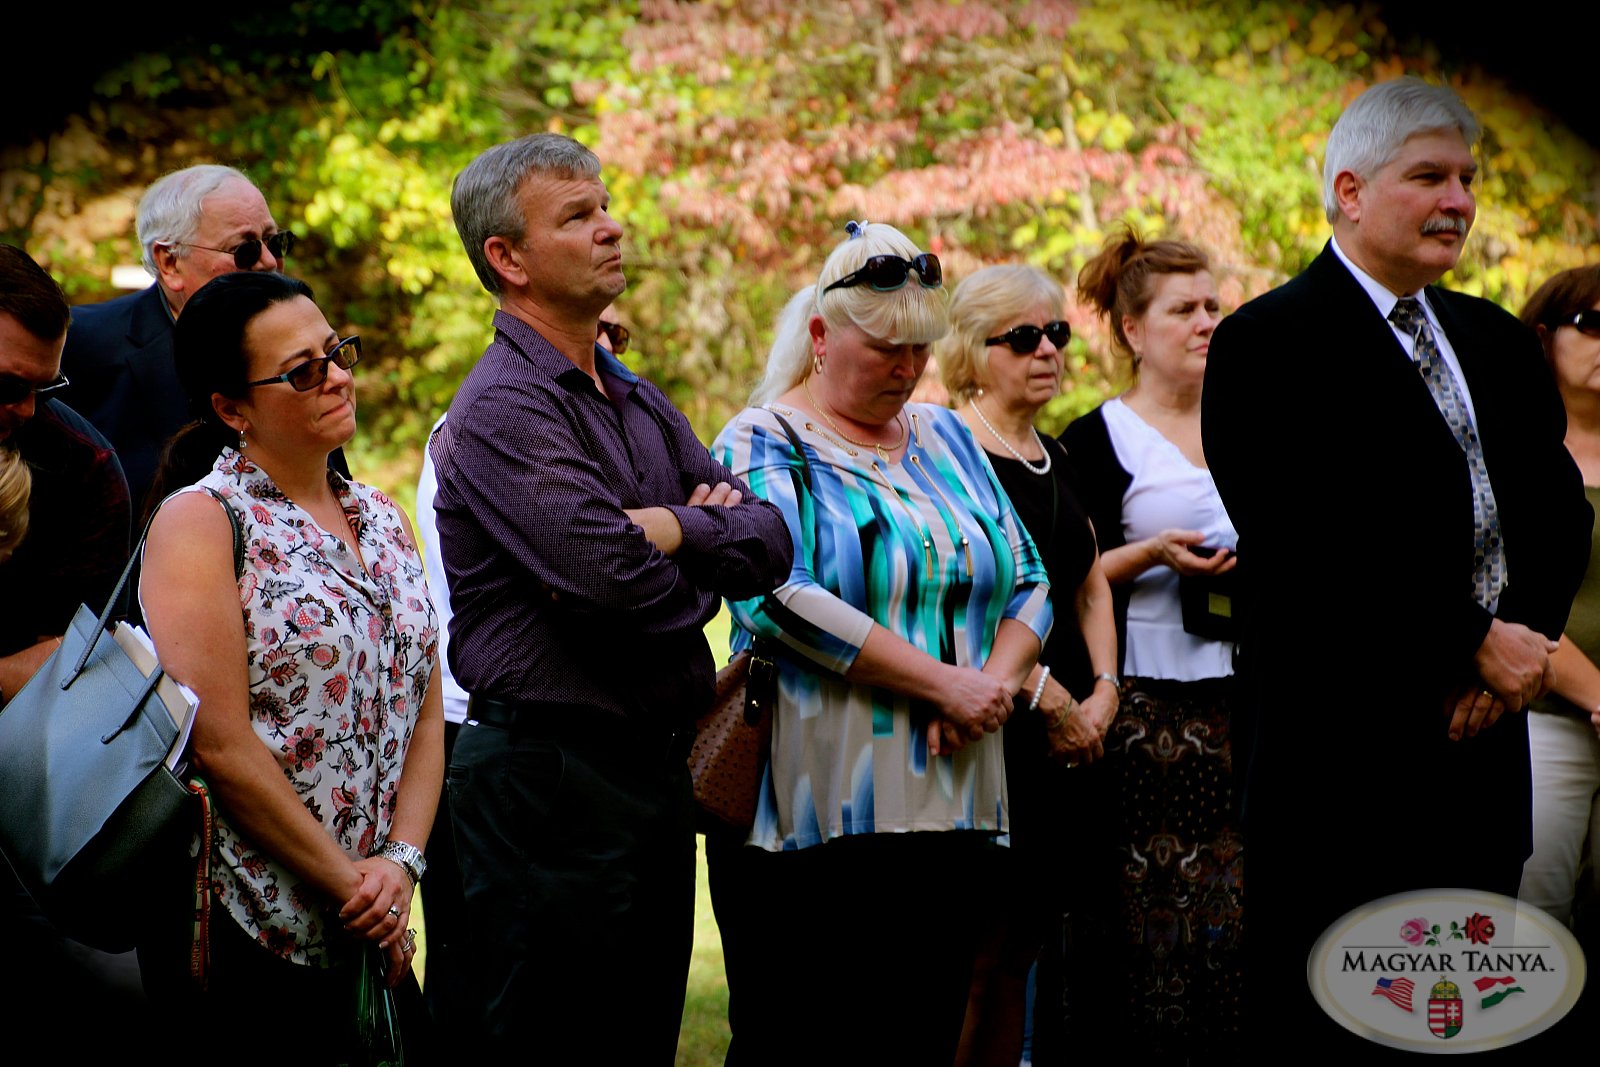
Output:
[1308, 889, 1584, 1052]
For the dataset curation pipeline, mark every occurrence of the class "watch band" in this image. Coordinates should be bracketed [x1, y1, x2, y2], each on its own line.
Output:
[377, 839, 427, 886]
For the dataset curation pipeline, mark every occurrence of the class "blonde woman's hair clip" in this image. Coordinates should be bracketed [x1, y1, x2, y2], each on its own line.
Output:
[844, 220, 871, 239]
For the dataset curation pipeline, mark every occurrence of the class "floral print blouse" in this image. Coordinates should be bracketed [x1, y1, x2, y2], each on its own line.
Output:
[180, 448, 437, 966]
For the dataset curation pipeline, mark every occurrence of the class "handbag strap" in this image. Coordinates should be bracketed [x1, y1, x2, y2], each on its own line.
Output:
[765, 407, 814, 494]
[65, 485, 245, 686]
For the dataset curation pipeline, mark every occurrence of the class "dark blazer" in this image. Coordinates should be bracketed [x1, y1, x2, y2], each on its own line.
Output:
[59, 285, 187, 521]
[61, 283, 351, 525]
[1204, 244, 1590, 917]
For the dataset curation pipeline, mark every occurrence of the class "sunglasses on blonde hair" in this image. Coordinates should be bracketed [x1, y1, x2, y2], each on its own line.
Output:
[822, 253, 943, 294]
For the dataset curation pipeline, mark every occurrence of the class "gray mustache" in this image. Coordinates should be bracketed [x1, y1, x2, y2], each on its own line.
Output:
[1422, 217, 1468, 236]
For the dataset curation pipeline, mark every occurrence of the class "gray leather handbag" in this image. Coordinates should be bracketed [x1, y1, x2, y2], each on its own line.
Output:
[0, 488, 241, 950]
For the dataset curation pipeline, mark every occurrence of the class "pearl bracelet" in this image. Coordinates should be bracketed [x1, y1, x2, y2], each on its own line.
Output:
[1028, 666, 1052, 712]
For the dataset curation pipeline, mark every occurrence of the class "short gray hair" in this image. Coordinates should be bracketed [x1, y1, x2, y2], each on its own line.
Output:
[1322, 77, 1481, 223]
[451, 134, 603, 296]
[137, 164, 254, 276]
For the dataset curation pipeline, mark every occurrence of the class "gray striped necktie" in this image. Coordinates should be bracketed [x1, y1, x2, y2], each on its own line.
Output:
[1389, 297, 1505, 608]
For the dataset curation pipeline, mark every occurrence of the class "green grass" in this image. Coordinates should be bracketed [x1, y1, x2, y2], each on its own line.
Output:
[679, 840, 733, 1066]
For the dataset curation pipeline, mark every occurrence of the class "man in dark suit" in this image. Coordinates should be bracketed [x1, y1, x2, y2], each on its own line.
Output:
[59, 164, 294, 517]
[1204, 79, 1591, 1047]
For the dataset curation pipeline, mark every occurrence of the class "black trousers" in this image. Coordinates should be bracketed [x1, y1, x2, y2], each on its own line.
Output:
[708, 829, 1001, 1067]
[448, 710, 697, 1065]
[419, 720, 470, 1041]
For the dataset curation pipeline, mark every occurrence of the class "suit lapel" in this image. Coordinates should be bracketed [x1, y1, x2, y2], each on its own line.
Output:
[122, 286, 187, 432]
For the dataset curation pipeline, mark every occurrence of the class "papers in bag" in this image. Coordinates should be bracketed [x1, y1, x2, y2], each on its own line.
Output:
[110, 623, 199, 772]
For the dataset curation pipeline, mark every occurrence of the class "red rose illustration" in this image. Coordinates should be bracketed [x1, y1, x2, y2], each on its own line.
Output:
[1465, 912, 1495, 945]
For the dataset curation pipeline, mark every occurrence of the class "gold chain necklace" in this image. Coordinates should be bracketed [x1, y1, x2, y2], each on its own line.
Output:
[803, 378, 905, 462]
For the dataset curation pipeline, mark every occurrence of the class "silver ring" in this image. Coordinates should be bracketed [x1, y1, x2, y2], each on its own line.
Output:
[387, 905, 401, 918]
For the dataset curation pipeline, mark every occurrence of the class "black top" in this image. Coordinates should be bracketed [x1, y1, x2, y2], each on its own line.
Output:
[987, 440, 1098, 697]
[1058, 406, 1135, 658]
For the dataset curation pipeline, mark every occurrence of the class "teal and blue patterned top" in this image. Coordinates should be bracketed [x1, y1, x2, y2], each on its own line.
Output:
[714, 402, 1052, 852]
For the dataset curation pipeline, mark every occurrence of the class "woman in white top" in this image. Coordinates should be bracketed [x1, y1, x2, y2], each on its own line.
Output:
[1055, 227, 1243, 1063]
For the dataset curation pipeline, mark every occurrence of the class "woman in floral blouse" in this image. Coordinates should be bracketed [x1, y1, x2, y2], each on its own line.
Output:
[138, 272, 443, 1049]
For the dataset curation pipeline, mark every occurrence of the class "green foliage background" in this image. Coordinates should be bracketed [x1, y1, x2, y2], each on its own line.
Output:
[6, 0, 1598, 511]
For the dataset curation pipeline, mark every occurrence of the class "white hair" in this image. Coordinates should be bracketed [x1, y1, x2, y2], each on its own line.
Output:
[137, 164, 256, 276]
[1322, 77, 1481, 223]
[750, 222, 949, 405]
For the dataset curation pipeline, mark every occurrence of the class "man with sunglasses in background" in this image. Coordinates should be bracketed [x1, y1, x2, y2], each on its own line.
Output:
[431, 133, 791, 1064]
[59, 163, 342, 519]
[0, 244, 139, 1057]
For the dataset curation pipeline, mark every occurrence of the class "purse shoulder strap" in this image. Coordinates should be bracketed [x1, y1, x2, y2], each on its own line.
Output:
[66, 485, 245, 685]
[763, 407, 813, 493]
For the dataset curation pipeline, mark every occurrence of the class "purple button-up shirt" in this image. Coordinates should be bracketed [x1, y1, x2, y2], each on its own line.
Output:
[430, 311, 792, 724]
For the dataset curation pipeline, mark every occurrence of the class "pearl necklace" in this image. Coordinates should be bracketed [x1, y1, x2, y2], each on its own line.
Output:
[803, 378, 905, 462]
[970, 397, 1051, 475]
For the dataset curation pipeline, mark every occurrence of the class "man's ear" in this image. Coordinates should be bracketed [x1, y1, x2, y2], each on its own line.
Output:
[152, 242, 187, 296]
[1332, 169, 1364, 225]
[483, 236, 528, 292]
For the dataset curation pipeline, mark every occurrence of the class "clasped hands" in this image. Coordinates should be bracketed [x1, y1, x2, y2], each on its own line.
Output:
[1038, 674, 1117, 766]
[339, 855, 415, 987]
[924, 666, 1119, 759]
[1446, 619, 1558, 742]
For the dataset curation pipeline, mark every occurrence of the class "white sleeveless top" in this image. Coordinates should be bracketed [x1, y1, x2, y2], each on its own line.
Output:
[1102, 398, 1237, 681]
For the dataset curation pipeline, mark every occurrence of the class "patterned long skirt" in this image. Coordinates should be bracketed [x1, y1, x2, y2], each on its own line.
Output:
[1036, 675, 1244, 1065]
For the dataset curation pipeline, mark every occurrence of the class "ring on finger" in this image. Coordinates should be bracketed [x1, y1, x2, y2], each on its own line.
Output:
[387, 905, 401, 919]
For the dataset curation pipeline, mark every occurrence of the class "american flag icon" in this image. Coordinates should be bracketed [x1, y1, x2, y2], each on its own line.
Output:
[1372, 976, 1415, 1012]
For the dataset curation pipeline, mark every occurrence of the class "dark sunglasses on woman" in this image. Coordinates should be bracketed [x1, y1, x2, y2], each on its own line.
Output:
[246, 335, 361, 391]
[986, 321, 1072, 354]
[0, 373, 69, 406]
[182, 231, 296, 271]
[597, 320, 630, 355]
[822, 253, 943, 294]
[1556, 310, 1600, 338]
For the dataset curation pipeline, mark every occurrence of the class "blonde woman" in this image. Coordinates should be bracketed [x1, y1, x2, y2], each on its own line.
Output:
[709, 223, 1052, 1064]
[940, 264, 1118, 1066]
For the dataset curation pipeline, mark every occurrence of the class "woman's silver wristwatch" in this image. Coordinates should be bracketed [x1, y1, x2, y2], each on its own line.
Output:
[378, 839, 427, 886]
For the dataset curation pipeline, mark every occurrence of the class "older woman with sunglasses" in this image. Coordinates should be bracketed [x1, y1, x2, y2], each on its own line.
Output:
[1054, 228, 1242, 1061]
[938, 264, 1118, 1067]
[1518, 267, 1600, 929]
[709, 223, 1052, 1064]
[136, 272, 442, 1051]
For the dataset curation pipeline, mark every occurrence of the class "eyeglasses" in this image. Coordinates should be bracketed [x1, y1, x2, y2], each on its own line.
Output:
[245, 336, 361, 391]
[986, 321, 1072, 354]
[183, 231, 295, 270]
[821, 253, 943, 294]
[1556, 310, 1600, 338]
[597, 320, 630, 355]
[0, 373, 69, 406]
